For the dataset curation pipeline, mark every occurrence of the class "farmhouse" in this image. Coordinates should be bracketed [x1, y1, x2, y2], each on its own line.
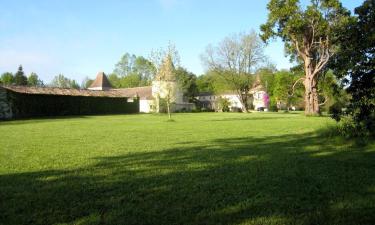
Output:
[196, 79, 270, 112]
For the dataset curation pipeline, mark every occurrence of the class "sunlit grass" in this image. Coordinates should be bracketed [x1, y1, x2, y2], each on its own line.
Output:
[0, 112, 374, 225]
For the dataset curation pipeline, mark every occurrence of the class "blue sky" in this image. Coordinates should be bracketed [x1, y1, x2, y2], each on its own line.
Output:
[0, 0, 363, 83]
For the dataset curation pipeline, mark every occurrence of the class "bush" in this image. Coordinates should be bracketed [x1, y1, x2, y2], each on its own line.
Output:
[332, 116, 371, 139]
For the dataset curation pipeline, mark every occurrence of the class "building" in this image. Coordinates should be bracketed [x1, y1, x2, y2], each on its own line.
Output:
[196, 79, 270, 112]
[0, 84, 139, 119]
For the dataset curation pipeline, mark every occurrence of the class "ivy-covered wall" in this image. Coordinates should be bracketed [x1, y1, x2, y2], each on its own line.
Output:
[5, 90, 139, 119]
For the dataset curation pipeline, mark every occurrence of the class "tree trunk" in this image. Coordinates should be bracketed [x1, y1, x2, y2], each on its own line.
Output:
[303, 56, 320, 115]
[303, 69, 320, 116]
[166, 99, 171, 119]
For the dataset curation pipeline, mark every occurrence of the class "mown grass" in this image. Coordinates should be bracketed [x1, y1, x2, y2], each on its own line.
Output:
[0, 112, 374, 225]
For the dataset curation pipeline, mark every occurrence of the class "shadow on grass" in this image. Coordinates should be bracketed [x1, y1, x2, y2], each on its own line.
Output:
[1, 133, 375, 225]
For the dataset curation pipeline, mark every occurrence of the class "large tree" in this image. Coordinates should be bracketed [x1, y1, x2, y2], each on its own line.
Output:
[175, 67, 198, 102]
[0, 72, 14, 85]
[14, 65, 28, 86]
[330, 0, 375, 134]
[261, 0, 351, 115]
[50, 74, 80, 89]
[201, 30, 265, 112]
[27, 72, 44, 87]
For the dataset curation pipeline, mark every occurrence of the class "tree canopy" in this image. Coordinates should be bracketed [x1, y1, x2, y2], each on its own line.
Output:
[261, 0, 351, 115]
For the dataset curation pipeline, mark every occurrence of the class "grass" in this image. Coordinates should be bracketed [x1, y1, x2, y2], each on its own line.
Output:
[0, 112, 374, 225]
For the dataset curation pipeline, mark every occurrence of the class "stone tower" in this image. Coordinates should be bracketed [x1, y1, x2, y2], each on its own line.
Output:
[152, 54, 183, 112]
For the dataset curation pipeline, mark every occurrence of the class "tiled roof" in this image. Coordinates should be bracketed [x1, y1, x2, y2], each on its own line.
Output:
[89, 72, 112, 89]
[113, 86, 153, 100]
[1, 85, 153, 99]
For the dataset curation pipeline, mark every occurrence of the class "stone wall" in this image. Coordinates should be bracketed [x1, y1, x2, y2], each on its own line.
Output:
[0, 87, 13, 119]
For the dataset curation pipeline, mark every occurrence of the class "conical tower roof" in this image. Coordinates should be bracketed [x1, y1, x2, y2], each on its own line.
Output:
[156, 54, 176, 81]
[89, 72, 112, 90]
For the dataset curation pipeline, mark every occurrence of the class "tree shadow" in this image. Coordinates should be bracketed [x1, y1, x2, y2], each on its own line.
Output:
[1, 132, 374, 225]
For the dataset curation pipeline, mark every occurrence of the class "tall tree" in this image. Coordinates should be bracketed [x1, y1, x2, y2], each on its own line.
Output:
[27, 72, 43, 87]
[201, 30, 265, 112]
[0, 72, 14, 85]
[331, 0, 375, 134]
[14, 65, 28, 86]
[133, 56, 156, 84]
[50, 74, 80, 89]
[261, 0, 351, 115]
[114, 53, 136, 77]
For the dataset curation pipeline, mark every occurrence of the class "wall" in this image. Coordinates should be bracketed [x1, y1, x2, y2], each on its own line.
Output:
[5, 90, 139, 119]
[0, 87, 13, 119]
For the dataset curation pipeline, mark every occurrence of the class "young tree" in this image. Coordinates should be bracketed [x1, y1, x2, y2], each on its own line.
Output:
[14, 65, 28, 86]
[330, 0, 375, 134]
[0, 72, 14, 85]
[261, 0, 351, 115]
[27, 72, 44, 87]
[201, 30, 265, 112]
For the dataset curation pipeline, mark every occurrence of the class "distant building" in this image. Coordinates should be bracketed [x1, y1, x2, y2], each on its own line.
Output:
[196, 78, 270, 112]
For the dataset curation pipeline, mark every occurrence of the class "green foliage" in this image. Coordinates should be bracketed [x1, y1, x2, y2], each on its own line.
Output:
[112, 53, 156, 88]
[175, 67, 198, 102]
[50, 74, 80, 89]
[14, 65, 28, 86]
[27, 72, 44, 87]
[108, 73, 121, 88]
[120, 73, 143, 88]
[217, 97, 230, 112]
[330, 0, 375, 136]
[81, 77, 94, 89]
[0, 72, 14, 85]
[114, 53, 137, 77]
[8, 92, 139, 118]
[196, 73, 216, 93]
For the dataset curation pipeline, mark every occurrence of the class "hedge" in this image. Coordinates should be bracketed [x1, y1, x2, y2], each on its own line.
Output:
[8, 91, 139, 118]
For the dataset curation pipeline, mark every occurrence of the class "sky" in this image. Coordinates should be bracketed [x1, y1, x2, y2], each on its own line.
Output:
[0, 0, 364, 83]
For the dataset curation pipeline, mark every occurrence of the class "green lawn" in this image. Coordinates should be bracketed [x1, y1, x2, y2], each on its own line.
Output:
[0, 113, 374, 225]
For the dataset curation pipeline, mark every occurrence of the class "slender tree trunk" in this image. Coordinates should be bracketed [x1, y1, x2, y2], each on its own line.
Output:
[166, 99, 171, 119]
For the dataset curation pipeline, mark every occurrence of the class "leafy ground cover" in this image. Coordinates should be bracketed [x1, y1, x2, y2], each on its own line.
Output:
[0, 112, 374, 225]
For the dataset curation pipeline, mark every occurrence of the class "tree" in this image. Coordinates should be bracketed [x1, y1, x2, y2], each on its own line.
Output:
[120, 73, 142, 88]
[175, 67, 198, 102]
[108, 73, 121, 88]
[50, 74, 80, 89]
[14, 65, 28, 86]
[330, 0, 375, 134]
[196, 73, 216, 93]
[201, 30, 265, 112]
[133, 56, 156, 84]
[113, 53, 136, 77]
[27, 72, 43, 87]
[0, 72, 14, 85]
[81, 76, 94, 89]
[261, 0, 351, 115]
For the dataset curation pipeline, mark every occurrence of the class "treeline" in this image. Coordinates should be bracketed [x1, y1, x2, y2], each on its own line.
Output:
[0, 65, 44, 87]
[0, 65, 81, 89]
